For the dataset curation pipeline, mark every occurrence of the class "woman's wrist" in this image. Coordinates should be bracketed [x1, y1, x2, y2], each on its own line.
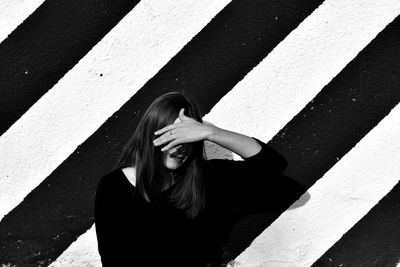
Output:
[203, 124, 262, 158]
[205, 124, 220, 142]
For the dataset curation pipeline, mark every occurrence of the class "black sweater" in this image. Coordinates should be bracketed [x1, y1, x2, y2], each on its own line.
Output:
[94, 138, 305, 266]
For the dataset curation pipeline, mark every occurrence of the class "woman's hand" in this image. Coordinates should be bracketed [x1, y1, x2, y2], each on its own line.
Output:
[153, 108, 215, 152]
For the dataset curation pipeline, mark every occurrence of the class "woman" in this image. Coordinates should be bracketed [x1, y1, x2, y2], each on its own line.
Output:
[94, 92, 304, 266]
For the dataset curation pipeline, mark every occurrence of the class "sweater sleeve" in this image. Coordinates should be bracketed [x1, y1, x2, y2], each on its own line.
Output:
[208, 137, 305, 215]
[239, 137, 288, 174]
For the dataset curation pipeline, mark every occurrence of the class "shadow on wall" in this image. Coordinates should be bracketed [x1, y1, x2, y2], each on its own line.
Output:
[203, 121, 311, 263]
[222, 180, 310, 263]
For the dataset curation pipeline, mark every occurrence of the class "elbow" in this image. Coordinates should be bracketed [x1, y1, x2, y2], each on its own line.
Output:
[277, 157, 288, 174]
[265, 144, 288, 174]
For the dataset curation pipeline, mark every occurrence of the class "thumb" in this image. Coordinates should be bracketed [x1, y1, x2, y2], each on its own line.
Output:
[179, 108, 188, 121]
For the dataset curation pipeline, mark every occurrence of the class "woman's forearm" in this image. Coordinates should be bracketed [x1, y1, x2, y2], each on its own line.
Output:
[206, 125, 262, 159]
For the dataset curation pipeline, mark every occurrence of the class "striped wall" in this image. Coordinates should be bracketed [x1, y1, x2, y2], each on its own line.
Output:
[1, 0, 400, 266]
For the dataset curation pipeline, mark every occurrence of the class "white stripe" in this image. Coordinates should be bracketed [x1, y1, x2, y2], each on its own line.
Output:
[49, 225, 101, 267]
[0, 0, 231, 221]
[0, 0, 45, 43]
[216, 0, 400, 264]
[48, 0, 400, 265]
[204, 0, 400, 161]
[234, 104, 400, 267]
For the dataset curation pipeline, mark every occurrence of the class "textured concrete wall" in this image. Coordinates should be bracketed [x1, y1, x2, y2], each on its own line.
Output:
[1, 0, 400, 266]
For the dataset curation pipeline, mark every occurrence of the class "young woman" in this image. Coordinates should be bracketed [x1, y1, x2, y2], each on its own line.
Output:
[94, 92, 304, 266]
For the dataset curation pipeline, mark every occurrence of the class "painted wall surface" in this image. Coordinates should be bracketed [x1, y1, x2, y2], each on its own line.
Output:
[1, 0, 400, 266]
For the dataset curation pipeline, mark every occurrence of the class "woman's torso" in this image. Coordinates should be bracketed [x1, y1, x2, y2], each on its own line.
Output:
[96, 164, 238, 266]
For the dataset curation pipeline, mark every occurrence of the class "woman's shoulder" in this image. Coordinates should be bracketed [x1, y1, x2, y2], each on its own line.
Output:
[96, 167, 135, 195]
[204, 158, 240, 178]
[205, 138, 288, 175]
[205, 157, 235, 168]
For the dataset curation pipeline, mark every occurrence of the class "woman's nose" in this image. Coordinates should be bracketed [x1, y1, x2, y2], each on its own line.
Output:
[170, 144, 187, 156]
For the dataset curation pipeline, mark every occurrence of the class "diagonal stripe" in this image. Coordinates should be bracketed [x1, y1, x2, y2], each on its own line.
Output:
[270, 15, 400, 188]
[234, 103, 400, 266]
[223, 14, 400, 260]
[0, 0, 327, 264]
[0, 0, 45, 43]
[204, 0, 400, 160]
[48, 1, 400, 264]
[48, 226, 100, 267]
[227, 1, 400, 263]
[0, 0, 141, 135]
[313, 181, 400, 266]
[0, 0, 231, 222]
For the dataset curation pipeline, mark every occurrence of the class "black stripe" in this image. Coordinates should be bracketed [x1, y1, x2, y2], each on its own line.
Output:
[0, 0, 328, 265]
[312, 181, 400, 267]
[0, 0, 140, 136]
[270, 15, 400, 188]
[216, 15, 400, 260]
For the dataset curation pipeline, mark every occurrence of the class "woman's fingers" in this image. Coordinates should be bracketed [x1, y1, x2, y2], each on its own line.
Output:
[160, 140, 180, 152]
[153, 117, 202, 149]
[153, 131, 176, 146]
[179, 108, 190, 121]
[154, 124, 176, 135]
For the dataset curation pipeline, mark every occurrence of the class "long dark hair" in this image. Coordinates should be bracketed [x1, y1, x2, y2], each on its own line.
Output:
[116, 92, 207, 218]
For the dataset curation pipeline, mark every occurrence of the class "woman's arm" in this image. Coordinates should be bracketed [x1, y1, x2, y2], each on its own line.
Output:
[153, 108, 261, 158]
[206, 126, 262, 159]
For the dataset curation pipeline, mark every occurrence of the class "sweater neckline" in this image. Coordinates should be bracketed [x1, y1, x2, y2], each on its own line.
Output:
[118, 168, 177, 195]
